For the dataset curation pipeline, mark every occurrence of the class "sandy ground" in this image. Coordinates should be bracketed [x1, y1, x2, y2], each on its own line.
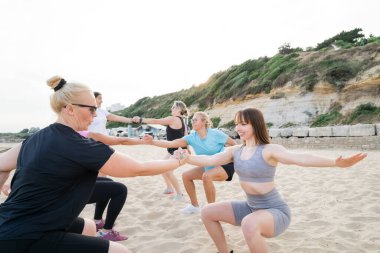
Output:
[1, 143, 380, 252]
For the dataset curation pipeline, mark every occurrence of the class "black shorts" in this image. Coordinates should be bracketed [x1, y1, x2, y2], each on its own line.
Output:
[0, 218, 109, 253]
[222, 162, 235, 181]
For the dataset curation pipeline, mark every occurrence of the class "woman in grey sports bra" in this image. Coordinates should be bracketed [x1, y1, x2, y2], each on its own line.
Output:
[179, 107, 366, 253]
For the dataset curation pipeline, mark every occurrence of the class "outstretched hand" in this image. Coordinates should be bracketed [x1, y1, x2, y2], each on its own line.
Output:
[132, 116, 141, 123]
[172, 148, 189, 165]
[142, 134, 154, 144]
[335, 153, 367, 168]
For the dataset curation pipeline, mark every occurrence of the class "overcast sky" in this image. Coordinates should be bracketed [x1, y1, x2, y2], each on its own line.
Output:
[0, 0, 379, 132]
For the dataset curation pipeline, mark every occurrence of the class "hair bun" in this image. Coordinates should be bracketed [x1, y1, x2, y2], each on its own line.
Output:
[47, 76, 66, 92]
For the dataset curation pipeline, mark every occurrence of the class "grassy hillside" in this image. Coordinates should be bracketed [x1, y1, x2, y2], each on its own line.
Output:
[108, 29, 380, 129]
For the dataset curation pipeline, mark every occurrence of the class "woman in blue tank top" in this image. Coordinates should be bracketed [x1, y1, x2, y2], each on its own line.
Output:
[178, 107, 366, 253]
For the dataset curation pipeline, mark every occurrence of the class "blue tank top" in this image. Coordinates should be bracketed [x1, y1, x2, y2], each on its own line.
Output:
[233, 144, 276, 183]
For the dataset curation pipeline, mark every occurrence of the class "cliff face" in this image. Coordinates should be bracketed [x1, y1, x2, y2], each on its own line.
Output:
[206, 67, 380, 127]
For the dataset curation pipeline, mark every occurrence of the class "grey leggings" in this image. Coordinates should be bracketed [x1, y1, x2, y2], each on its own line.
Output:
[231, 188, 291, 236]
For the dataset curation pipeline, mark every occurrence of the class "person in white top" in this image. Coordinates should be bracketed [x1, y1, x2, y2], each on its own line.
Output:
[89, 92, 132, 135]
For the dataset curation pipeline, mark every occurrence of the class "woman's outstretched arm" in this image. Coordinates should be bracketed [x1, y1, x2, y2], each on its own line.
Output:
[88, 132, 145, 146]
[142, 134, 188, 148]
[268, 144, 366, 168]
[184, 146, 236, 167]
[99, 151, 186, 177]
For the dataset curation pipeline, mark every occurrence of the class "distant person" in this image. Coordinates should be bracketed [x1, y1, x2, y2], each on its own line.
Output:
[143, 111, 237, 214]
[89, 91, 132, 135]
[0, 76, 187, 253]
[133, 101, 189, 201]
[177, 107, 366, 253]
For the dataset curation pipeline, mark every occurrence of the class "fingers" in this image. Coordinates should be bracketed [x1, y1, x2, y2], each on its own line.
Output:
[132, 116, 140, 123]
[336, 153, 367, 167]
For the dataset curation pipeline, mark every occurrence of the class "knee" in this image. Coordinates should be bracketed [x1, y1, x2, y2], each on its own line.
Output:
[113, 182, 128, 196]
[182, 172, 190, 181]
[241, 217, 260, 237]
[201, 172, 212, 183]
[82, 218, 97, 236]
[119, 184, 128, 197]
[200, 204, 212, 221]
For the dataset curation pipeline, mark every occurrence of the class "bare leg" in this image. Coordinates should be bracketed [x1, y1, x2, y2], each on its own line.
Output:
[162, 153, 182, 195]
[161, 173, 173, 191]
[241, 210, 275, 253]
[182, 166, 204, 206]
[108, 241, 132, 253]
[202, 166, 228, 203]
[82, 218, 97, 236]
[164, 170, 182, 194]
[201, 201, 236, 253]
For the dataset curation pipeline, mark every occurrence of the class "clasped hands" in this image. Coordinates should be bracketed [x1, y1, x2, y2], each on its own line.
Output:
[131, 116, 142, 123]
[171, 148, 189, 165]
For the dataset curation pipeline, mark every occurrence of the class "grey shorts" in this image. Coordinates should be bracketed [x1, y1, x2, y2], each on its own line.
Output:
[231, 188, 291, 236]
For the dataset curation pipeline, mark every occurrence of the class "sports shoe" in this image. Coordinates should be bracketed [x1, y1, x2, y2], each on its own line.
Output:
[97, 230, 128, 241]
[181, 204, 201, 214]
[95, 219, 105, 231]
[163, 187, 174, 194]
[173, 193, 184, 202]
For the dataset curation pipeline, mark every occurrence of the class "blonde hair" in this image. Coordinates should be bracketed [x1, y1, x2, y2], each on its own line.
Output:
[193, 111, 213, 128]
[46, 75, 92, 114]
[173, 101, 188, 116]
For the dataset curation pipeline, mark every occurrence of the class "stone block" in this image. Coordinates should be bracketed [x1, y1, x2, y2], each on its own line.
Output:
[280, 128, 293, 138]
[269, 129, 281, 138]
[332, 125, 350, 137]
[349, 124, 375, 137]
[309, 127, 332, 137]
[293, 127, 309, 137]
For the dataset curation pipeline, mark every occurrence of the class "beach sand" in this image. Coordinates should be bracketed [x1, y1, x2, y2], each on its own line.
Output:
[1, 144, 380, 252]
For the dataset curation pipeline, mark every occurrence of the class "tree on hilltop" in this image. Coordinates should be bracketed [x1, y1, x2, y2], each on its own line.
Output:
[315, 28, 364, 50]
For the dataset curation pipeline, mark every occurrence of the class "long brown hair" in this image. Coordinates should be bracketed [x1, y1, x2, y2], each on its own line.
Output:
[235, 108, 270, 144]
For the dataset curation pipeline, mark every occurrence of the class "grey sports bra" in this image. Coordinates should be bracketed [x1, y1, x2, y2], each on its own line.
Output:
[233, 145, 276, 183]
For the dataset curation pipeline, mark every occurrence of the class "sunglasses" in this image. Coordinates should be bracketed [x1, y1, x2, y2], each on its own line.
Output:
[72, 103, 97, 114]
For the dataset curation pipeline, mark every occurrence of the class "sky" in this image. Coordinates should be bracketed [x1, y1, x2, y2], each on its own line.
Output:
[0, 0, 379, 133]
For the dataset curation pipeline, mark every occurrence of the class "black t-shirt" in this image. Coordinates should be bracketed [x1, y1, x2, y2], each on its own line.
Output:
[0, 123, 114, 240]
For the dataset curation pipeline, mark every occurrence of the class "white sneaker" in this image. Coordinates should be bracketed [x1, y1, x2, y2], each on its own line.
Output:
[163, 187, 174, 194]
[173, 193, 184, 202]
[181, 204, 201, 214]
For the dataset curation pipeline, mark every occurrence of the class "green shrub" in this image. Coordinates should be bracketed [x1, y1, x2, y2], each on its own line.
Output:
[315, 28, 364, 50]
[311, 111, 342, 127]
[345, 103, 380, 124]
[319, 60, 359, 90]
[302, 73, 319, 91]
[211, 117, 221, 128]
[220, 120, 235, 129]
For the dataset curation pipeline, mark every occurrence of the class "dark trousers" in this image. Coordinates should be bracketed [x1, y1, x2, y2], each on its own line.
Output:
[88, 177, 128, 229]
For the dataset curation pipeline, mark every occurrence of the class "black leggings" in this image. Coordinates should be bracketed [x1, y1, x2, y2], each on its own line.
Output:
[88, 177, 128, 230]
[0, 218, 109, 253]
